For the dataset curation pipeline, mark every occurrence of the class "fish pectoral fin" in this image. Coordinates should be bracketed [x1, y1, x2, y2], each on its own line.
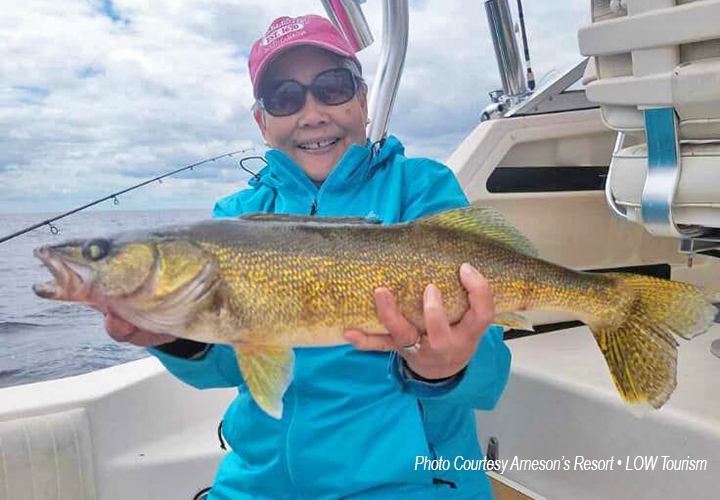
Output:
[493, 312, 534, 331]
[413, 206, 538, 258]
[234, 343, 294, 419]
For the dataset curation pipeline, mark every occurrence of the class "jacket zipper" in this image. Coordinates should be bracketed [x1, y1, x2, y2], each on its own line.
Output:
[417, 400, 427, 427]
[418, 400, 458, 490]
[310, 199, 318, 216]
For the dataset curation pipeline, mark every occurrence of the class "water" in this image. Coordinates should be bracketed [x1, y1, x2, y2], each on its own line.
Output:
[0, 209, 209, 388]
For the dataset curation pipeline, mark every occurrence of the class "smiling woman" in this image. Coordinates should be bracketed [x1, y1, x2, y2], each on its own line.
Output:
[252, 45, 369, 183]
[97, 13, 511, 500]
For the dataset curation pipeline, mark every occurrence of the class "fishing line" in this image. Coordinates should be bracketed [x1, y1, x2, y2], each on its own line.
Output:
[0, 148, 260, 245]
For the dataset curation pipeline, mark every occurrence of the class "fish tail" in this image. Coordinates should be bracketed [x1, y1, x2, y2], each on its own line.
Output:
[590, 273, 720, 411]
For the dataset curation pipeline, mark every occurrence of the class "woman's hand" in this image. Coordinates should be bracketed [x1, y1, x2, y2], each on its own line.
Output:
[343, 263, 495, 380]
[93, 305, 176, 347]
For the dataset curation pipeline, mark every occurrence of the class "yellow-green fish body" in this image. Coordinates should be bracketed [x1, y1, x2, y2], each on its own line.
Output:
[33, 207, 720, 418]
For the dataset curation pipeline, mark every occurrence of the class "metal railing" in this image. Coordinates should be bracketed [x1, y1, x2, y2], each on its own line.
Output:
[321, 0, 409, 143]
[320, 0, 374, 51]
[485, 0, 527, 98]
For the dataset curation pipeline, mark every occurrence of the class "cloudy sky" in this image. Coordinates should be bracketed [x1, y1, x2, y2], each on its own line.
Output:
[1, 0, 589, 215]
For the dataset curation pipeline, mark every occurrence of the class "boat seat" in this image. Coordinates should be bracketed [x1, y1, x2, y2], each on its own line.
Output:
[583, 54, 720, 141]
[610, 142, 720, 228]
[579, 0, 720, 141]
[0, 408, 96, 499]
[578, 0, 720, 234]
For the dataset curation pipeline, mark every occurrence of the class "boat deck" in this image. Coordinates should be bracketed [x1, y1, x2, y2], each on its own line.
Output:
[476, 324, 720, 500]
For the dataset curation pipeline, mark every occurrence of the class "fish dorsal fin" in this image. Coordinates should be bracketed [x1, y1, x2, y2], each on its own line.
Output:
[414, 206, 538, 257]
[239, 213, 381, 225]
[235, 343, 295, 419]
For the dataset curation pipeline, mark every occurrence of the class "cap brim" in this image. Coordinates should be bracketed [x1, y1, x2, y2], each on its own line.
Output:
[253, 39, 356, 97]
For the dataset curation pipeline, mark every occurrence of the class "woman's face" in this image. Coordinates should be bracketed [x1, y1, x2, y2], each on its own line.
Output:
[256, 46, 368, 183]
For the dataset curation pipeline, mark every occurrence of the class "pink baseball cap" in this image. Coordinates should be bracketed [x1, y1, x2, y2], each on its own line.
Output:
[249, 15, 362, 98]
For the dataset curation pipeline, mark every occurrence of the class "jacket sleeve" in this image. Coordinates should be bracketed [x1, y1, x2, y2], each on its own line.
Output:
[148, 344, 243, 389]
[391, 158, 512, 409]
[388, 326, 511, 409]
[144, 192, 249, 390]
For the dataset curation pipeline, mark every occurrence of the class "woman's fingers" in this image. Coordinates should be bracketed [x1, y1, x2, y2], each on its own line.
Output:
[345, 265, 495, 381]
[373, 288, 421, 349]
[453, 263, 495, 341]
[104, 313, 137, 342]
[104, 313, 175, 347]
[422, 284, 451, 350]
[343, 328, 398, 351]
[126, 330, 177, 347]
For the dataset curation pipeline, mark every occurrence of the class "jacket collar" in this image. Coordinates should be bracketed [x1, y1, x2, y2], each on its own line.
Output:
[250, 136, 404, 195]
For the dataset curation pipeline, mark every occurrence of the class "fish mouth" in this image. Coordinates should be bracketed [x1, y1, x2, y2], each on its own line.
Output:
[32, 246, 94, 301]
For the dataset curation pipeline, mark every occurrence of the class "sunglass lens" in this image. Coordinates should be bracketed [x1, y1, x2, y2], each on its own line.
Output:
[312, 69, 356, 105]
[264, 81, 305, 117]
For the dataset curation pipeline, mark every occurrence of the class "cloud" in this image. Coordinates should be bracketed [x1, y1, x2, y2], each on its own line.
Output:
[0, 0, 590, 213]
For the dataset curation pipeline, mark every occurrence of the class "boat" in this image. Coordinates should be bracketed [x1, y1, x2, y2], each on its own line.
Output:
[1, 1, 719, 498]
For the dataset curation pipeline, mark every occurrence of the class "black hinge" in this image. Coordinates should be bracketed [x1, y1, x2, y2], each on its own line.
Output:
[310, 199, 318, 215]
[433, 478, 457, 489]
[486, 436, 499, 461]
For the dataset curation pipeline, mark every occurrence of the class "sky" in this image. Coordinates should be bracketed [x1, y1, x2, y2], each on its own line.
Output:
[0, 0, 589, 215]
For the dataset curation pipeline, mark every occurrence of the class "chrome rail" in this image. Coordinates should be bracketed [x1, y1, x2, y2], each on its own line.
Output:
[320, 0, 373, 52]
[366, 0, 409, 143]
[321, 0, 408, 143]
[641, 108, 705, 238]
[485, 0, 527, 97]
[605, 132, 630, 221]
[605, 125, 707, 239]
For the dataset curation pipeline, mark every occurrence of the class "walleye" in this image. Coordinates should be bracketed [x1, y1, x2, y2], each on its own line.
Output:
[32, 207, 720, 418]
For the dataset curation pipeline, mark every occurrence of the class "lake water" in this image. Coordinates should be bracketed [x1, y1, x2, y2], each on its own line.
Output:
[0, 209, 209, 388]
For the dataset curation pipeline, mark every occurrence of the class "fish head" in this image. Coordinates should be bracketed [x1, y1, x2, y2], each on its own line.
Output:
[32, 237, 157, 302]
[33, 232, 221, 332]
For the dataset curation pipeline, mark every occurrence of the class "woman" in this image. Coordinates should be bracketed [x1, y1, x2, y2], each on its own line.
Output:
[105, 15, 510, 499]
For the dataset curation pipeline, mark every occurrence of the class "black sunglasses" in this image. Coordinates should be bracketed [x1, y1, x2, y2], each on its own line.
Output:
[259, 67, 358, 117]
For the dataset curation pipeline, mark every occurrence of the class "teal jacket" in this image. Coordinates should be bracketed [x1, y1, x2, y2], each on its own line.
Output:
[149, 136, 511, 499]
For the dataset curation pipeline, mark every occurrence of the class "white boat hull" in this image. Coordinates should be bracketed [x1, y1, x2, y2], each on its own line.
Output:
[0, 357, 234, 500]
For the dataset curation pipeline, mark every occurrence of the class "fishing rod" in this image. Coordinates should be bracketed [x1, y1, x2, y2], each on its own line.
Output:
[0, 148, 263, 245]
[516, 0, 534, 90]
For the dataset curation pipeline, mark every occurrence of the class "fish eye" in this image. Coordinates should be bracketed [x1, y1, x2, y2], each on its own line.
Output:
[82, 239, 111, 261]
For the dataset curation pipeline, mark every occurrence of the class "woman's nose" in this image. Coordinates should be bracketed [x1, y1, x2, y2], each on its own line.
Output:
[297, 92, 329, 127]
